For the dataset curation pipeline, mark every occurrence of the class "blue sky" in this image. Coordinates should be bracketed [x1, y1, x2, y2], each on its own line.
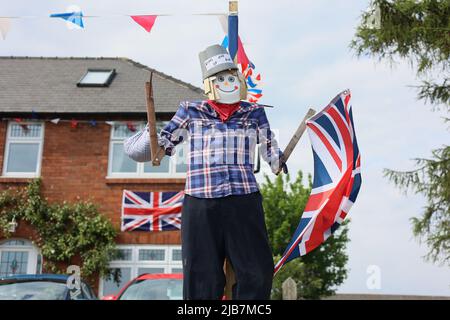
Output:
[1, 0, 449, 296]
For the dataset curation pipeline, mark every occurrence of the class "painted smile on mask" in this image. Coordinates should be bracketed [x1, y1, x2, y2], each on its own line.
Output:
[217, 86, 238, 93]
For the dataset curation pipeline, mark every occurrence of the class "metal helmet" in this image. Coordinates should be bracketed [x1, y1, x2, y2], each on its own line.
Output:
[198, 44, 238, 80]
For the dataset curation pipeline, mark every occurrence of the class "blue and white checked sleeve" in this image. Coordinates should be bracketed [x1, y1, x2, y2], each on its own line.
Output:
[124, 123, 152, 162]
[256, 107, 284, 173]
[124, 103, 190, 162]
[158, 102, 190, 156]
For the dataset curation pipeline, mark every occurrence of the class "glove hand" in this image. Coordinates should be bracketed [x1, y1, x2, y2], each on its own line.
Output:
[278, 152, 288, 175]
[281, 162, 288, 174]
[273, 160, 288, 175]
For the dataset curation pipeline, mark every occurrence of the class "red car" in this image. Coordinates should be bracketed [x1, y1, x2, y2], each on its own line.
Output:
[102, 273, 183, 300]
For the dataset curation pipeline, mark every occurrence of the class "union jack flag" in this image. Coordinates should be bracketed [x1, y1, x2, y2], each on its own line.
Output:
[274, 89, 362, 274]
[121, 190, 184, 232]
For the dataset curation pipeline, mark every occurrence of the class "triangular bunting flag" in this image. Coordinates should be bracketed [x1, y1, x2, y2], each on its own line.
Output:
[218, 15, 228, 33]
[237, 36, 250, 72]
[0, 18, 11, 40]
[50, 11, 84, 28]
[31, 109, 38, 119]
[130, 15, 157, 33]
[126, 122, 136, 132]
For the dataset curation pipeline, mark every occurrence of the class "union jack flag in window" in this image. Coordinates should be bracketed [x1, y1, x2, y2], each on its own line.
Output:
[121, 190, 184, 232]
[275, 89, 362, 274]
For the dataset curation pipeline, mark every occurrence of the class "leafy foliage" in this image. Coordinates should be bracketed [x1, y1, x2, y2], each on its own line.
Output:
[351, 0, 449, 107]
[384, 146, 450, 264]
[416, 79, 450, 107]
[0, 179, 118, 280]
[260, 172, 349, 299]
[352, 0, 450, 266]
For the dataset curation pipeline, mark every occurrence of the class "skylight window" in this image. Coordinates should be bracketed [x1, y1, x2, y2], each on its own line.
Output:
[77, 69, 116, 87]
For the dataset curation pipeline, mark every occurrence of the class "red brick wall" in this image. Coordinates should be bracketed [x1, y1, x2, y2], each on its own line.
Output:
[0, 119, 184, 245]
[0, 121, 6, 175]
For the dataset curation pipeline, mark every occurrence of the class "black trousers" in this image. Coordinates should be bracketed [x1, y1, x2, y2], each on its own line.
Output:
[181, 191, 274, 300]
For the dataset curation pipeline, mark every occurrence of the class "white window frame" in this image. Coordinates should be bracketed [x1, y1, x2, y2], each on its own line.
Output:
[98, 244, 182, 298]
[0, 239, 42, 276]
[2, 121, 44, 178]
[107, 122, 187, 179]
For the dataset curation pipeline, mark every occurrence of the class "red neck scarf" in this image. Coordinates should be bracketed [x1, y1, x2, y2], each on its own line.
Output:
[207, 100, 241, 122]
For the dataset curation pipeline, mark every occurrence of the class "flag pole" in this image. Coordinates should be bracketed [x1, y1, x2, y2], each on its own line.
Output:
[228, 1, 239, 62]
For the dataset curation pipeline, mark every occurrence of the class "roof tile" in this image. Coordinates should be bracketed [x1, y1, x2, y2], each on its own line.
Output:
[0, 56, 204, 114]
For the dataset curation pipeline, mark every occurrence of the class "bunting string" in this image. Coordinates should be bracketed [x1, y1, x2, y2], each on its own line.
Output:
[0, 117, 149, 132]
[0, 10, 227, 37]
[1, 9, 264, 102]
[0, 12, 225, 18]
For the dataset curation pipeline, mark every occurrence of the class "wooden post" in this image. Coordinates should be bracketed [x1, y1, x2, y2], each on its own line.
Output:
[229, 0, 238, 14]
[223, 259, 236, 299]
[222, 0, 239, 300]
[282, 277, 297, 300]
[145, 72, 165, 166]
[275, 108, 316, 175]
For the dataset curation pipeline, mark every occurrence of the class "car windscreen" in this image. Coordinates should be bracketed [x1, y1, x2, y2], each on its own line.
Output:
[119, 278, 182, 300]
[0, 280, 67, 300]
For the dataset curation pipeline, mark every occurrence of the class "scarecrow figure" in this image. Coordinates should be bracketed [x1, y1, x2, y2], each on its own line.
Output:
[124, 44, 287, 300]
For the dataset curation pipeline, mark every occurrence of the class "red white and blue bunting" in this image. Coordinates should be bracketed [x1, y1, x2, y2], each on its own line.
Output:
[0, 116, 141, 132]
[1, 7, 264, 102]
[0, 8, 226, 38]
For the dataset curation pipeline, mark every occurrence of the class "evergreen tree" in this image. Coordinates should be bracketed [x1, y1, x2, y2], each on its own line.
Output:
[352, 0, 449, 265]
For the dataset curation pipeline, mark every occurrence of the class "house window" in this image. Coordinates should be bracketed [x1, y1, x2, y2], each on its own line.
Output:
[108, 122, 187, 178]
[99, 245, 182, 298]
[77, 69, 116, 87]
[2, 122, 44, 177]
[0, 239, 42, 277]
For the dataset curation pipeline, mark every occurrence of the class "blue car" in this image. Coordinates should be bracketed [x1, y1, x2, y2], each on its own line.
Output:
[0, 274, 98, 300]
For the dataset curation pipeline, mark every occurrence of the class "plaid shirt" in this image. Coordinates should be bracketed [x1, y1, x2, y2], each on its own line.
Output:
[124, 100, 283, 199]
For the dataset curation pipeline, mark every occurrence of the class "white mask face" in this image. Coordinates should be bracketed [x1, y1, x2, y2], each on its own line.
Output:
[212, 70, 241, 104]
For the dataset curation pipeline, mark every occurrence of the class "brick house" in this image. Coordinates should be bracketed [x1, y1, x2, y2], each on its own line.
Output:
[0, 56, 203, 297]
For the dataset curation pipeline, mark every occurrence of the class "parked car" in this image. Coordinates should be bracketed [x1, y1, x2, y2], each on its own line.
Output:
[0, 274, 98, 300]
[102, 273, 183, 300]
